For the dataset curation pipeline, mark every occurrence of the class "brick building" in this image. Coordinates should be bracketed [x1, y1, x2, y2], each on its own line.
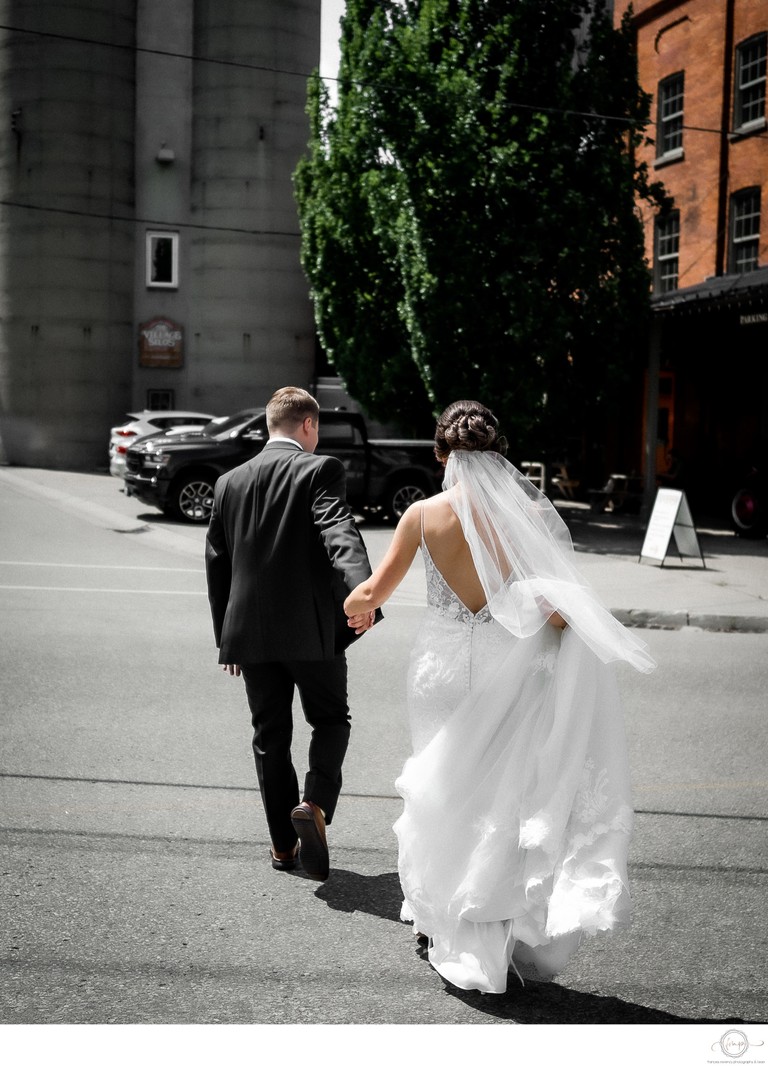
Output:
[616, 0, 768, 514]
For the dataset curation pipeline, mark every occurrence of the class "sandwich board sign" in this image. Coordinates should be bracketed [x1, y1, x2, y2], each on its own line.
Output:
[639, 488, 706, 568]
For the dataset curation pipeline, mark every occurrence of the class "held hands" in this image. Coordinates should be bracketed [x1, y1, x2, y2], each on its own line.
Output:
[219, 610, 375, 677]
[347, 610, 376, 634]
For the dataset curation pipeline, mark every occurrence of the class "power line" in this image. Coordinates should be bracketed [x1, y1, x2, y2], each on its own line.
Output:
[1, 21, 766, 142]
[0, 199, 301, 239]
[0, 22, 317, 82]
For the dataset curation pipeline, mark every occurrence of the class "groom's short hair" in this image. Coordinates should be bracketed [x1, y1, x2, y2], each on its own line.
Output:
[266, 387, 320, 432]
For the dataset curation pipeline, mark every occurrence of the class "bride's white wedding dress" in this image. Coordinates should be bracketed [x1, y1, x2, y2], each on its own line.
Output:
[393, 454, 655, 994]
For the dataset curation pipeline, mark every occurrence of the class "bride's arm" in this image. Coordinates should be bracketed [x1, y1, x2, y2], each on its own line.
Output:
[344, 504, 421, 616]
[536, 595, 568, 629]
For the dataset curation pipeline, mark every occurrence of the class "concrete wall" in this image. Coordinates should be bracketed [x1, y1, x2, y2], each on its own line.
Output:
[132, 0, 195, 413]
[184, 0, 320, 416]
[0, 0, 136, 467]
[0, 0, 321, 467]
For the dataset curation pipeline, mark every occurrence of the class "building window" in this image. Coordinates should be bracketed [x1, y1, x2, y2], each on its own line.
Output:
[146, 231, 179, 288]
[146, 389, 175, 411]
[655, 211, 680, 293]
[729, 188, 761, 274]
[657, 72, 685, 160]
[734, 33, 767, 130]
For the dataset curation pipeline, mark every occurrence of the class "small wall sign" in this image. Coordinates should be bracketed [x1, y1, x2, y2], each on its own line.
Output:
[139, 318, 183, 368]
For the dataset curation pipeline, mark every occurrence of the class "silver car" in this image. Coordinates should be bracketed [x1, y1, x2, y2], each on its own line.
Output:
[109, 410, 215, 476]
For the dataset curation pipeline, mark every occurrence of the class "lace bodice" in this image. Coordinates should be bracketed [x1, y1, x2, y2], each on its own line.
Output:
[421, 535, 492, 625]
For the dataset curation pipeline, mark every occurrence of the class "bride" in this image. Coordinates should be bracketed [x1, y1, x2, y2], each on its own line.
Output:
[344, 400, 656, 994]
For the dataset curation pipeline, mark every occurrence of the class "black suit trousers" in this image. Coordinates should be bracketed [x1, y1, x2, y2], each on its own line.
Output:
[241, 656, 350, 852]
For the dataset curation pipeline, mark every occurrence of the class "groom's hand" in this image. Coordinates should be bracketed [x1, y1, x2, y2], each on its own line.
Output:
[222, 664, 241, 676]
[348, 611, 375, 634]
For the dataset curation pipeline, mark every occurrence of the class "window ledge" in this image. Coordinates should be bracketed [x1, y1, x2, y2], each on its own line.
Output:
[730, 116, 767, 141]
[653, 148, 685, 168]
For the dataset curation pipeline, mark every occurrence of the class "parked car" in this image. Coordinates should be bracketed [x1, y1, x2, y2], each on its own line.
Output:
[109, 410, 216, 477]
[122, 408, 443, 523]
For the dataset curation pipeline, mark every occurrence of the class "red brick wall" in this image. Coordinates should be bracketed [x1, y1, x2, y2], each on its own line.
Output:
[616, 0, 767, 288]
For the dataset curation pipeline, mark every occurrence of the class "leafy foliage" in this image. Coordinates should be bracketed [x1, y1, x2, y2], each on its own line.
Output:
[294, 0, 666, 448]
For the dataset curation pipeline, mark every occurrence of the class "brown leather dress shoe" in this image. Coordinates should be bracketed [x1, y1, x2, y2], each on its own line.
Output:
[270, 844, 299, 871]
[290, 801, 329, 881]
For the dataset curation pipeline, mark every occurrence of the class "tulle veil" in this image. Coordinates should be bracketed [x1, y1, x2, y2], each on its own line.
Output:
[442, 450, 655, 673]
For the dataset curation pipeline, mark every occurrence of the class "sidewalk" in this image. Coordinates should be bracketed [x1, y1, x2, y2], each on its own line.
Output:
[556, 499, 768, 633]
[2, 465, 767, 634]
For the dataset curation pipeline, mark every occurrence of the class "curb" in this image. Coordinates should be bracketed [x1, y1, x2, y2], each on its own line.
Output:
[612, 608, 768, 634]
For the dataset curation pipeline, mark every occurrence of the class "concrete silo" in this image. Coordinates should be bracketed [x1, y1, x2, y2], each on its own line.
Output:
[0, 0, 321, 468]
[0, 0, 136, 468]
[181, 0, 320, 415]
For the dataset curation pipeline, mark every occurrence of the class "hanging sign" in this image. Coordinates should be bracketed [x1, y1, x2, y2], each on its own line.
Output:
[139, 317, 183, 368]
[639, 488, 706, 568]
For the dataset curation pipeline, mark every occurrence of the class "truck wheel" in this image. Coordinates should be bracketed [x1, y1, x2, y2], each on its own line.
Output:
[385, 478, 428, 522]
[166, 473, 217, 523]
[731, 487, 766, 538]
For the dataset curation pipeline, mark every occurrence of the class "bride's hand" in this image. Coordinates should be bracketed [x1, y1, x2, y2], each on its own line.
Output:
[347, 610, 375, 634]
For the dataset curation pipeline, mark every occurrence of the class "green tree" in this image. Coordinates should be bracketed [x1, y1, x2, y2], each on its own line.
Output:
[294, 0, 665, 449]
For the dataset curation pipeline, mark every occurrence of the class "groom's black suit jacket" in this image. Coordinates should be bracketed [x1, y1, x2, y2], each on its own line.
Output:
[205, 439, 375, 664]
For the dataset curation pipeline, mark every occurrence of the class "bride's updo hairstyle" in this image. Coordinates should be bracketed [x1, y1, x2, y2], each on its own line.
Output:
[434, 400, 507, 462]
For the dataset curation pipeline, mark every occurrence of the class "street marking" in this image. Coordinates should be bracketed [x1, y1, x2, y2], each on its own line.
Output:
[0, 561, 203, 573]
[2, 584, 417, 602]
[0, 584, 206, 595]
[0, 573, 421, 604]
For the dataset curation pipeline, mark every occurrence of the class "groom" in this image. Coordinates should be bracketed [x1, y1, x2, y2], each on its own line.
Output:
[205, 387, 376, 881]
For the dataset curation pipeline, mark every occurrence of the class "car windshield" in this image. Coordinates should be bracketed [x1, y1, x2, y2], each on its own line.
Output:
[205, 410, 265, 440]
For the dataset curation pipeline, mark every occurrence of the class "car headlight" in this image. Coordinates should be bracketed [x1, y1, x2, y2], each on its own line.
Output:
[143, 451, 171, 469]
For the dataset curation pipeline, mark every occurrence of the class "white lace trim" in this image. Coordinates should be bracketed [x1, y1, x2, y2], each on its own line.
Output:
[422, 542, 493, 624]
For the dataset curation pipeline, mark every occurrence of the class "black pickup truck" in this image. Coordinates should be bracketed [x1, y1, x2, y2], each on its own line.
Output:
[122, 408, 443, 523]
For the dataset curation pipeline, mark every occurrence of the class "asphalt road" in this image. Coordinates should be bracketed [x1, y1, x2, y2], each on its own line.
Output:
[1, 471, 766, 1052]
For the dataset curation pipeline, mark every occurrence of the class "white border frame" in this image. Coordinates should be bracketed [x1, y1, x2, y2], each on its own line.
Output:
[145, 231, 179, 289]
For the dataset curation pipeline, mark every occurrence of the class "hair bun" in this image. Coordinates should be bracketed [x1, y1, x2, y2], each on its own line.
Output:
[444, 413, 496, 451]
[434, 401, 507, 460]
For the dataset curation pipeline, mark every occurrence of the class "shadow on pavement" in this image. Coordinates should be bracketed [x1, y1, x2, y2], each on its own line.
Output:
[314, 868, 403, 922]
[559, 507, 766, 560]
[437, 969, 747, 1024]
[135, 510, 198, 527]
[314, 873, 752, 1025]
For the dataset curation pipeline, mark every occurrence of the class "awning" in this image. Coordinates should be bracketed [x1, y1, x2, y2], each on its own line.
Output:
[652, 268, 768, 316]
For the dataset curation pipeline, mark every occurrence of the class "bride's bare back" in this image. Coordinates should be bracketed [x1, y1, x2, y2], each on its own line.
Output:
[420, 494, 487, 614]
[344, 486, 566, 630]
[343, 489, 487, 617]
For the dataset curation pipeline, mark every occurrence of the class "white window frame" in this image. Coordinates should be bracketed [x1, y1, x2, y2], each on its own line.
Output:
[734, 33, 767, 132]
[146, 231, 179, 289]
[655, 211, 680, 293]
[656, 72, 685, 163]
[729, 188, 761, 274]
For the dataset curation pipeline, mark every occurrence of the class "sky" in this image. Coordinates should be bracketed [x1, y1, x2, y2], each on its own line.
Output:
[320, 0, 346, 81]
